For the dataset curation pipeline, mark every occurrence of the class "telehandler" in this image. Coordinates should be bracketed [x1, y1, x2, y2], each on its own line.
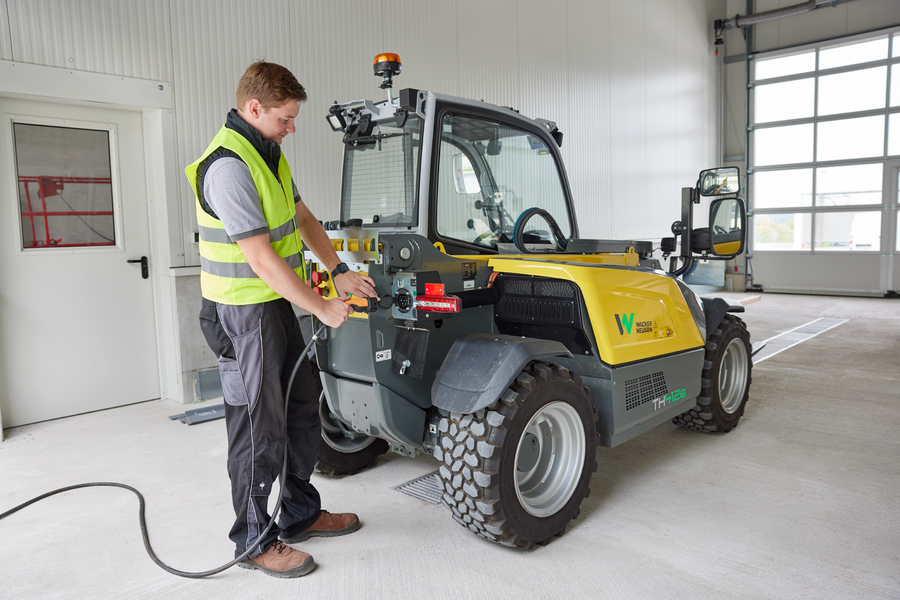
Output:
[303, 53, 751, 549]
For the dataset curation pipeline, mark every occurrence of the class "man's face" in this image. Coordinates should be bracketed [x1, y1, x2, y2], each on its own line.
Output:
[247, 99, 301, 145]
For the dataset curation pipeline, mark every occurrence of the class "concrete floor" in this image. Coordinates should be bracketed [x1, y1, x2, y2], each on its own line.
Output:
[0, 293, 898, 599]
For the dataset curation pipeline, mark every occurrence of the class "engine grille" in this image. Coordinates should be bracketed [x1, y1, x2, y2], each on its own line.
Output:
[624, 371, 668, 410]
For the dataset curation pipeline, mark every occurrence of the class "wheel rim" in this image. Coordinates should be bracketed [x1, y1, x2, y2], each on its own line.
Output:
[514, 401, 586, 518]
[318, 392, 377, 453]
[719, 338, 749, 414]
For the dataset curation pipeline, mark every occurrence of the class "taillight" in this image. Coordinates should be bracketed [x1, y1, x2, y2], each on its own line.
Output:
[415, 295, 461, 313]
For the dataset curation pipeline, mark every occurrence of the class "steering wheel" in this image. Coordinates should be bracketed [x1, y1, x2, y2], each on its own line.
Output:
[513, 208, 569, 253]
[714, 225, 728, 235]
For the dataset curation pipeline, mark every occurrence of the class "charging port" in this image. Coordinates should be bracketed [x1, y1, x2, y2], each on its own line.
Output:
[395, 288, 413, 313]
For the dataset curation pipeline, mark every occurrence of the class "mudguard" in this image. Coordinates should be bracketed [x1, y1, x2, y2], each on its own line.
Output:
[431, 333, 573, 414]
[702, 297, 745, 337]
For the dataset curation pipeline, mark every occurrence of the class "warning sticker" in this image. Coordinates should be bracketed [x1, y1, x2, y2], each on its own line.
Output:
[376, 349, 392, 362]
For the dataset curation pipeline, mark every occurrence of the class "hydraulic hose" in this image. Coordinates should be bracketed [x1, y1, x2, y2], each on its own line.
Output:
[0, 322, 328, 579]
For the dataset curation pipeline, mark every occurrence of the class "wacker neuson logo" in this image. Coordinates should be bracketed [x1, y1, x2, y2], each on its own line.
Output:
[615, 313, 656, 335]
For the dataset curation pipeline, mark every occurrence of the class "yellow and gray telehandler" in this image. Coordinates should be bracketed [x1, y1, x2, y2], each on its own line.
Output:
[304, 54, 752, 549]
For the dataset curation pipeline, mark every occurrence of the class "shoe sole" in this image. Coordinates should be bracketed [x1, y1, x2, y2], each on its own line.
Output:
[237, 555, 316, 578]
[280, 515, 361, 544]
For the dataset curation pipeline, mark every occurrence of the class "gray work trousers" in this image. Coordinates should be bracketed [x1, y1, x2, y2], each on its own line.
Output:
[199, 297, 322, 558]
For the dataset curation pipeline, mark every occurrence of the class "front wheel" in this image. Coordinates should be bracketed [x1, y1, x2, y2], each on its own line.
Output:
[435, 362, 598, 549]
[672, 314, 752, 433]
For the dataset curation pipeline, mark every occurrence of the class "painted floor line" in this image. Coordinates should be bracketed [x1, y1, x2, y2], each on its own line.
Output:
[753, 317, 849, 364]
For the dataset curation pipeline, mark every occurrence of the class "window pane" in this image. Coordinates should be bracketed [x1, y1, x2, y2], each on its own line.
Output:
[815, 211, 881, 251]
[755, 51, 815, 80]
[819, 38, 888, 70]
[895, 34, 900, 58]
[816, 164, 882, 206]
[13, 123, 115, 249]
[755, 78, 815, 123]
[892, 64, 900, 107]
[818, 66, 886, 116]
[752, 212, 811, 250]
[754, 124, 813, 166]
[890, 114, 900, 156]
[435, 114, 570, 250]
[341, 118, 421, 226]
[817, 115, 884, 162]
[752, 169, 812, 208]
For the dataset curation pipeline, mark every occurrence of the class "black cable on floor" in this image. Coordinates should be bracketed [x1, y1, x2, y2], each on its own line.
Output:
[0, 323, 327, 579]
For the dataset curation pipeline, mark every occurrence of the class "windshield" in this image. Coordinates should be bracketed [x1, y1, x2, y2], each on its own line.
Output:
[435, 113, 571, 250]
[341, 116, 421, 226]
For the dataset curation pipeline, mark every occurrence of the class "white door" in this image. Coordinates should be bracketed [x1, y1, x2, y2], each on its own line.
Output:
[0, 97, 159, 428]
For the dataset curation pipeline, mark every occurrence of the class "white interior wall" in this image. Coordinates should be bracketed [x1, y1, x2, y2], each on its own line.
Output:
[1, 0, 723, 403]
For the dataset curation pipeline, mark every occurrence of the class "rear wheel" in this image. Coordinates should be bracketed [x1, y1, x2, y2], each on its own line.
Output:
[306, 343, 389, 479]
[315, 391, 389, 475]
[435, 362, 598, 549]
[672, 314, 751, 433]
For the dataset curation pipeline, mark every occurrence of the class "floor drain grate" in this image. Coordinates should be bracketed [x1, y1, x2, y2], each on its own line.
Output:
[394, 471, 442, 505]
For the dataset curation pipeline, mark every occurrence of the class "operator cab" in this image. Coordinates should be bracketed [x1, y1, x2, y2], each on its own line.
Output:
[327, 53, 745, 271]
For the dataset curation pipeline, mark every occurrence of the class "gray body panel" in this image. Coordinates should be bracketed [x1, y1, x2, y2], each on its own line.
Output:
[584, 348, 705, 447]
[320, 371, 426, 455]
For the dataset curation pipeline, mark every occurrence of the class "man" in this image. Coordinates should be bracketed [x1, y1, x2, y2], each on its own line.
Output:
[185, 61, 377, 578]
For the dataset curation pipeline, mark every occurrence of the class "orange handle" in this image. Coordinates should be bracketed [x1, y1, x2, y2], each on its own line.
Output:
[345, 297, 377, 313]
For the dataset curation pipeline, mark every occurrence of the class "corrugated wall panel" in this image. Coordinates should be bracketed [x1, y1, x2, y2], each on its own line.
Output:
[170, 0, 295, 265]
[455, 0, 521, 110]
[3, 0, 723, 261]
[290, 0, 385, 222]
[0, 0, 13, 60]
[5, 0, 172, 81]
[565, 0, 612, 239]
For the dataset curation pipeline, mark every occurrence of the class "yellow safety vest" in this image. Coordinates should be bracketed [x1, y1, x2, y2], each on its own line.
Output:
[185, 126, 305, 305]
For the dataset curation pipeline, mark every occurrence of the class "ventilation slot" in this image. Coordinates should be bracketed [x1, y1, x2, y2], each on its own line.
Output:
[498, 297, 575, 325]
[624, 372, 668, 410]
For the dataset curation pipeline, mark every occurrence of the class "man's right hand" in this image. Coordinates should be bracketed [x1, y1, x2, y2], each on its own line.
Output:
[317, 297, 354, 328]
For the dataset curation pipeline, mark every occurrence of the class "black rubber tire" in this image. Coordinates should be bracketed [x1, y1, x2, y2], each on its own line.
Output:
[672, 314, 752, 433]
[311, 361, 388, 476]
[315, 407, 389, 476]
[435, 362, 599, 549]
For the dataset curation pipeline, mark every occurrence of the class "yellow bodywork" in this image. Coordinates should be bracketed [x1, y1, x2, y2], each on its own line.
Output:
[462, 252, 705, 366]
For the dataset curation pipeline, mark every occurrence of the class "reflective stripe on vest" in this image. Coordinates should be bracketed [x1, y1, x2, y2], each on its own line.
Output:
[185, 126, 305, 305]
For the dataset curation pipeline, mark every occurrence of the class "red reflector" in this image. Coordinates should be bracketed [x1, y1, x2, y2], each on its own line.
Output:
[415, 295, 461, 313]
[424, 283, 445, 296]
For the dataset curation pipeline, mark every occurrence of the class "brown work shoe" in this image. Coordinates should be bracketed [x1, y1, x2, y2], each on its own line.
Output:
[237, 540, 315, 578]
[281, 510, 360, 544]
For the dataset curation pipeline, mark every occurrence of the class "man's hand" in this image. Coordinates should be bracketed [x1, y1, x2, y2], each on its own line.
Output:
[333, 270, 378, 299]
[237, 234, 354, 329]
[318, 297, 354, 328]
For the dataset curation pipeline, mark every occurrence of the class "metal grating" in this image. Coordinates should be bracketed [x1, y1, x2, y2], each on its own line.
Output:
[624, 371, 668, 411]
[394, 470, 442, 505]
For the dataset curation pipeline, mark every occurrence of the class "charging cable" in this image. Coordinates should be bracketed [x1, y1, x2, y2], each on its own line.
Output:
[0, 323, 328, 579]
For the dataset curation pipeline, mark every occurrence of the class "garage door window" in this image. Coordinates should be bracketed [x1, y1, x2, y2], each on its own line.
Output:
[750, 30, 899, 254]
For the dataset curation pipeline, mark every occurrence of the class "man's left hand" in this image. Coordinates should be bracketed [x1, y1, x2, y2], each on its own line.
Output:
[333, 270, 378, 299]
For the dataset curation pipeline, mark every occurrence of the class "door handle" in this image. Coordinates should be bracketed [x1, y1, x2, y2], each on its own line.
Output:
[127, 256, 149, 279]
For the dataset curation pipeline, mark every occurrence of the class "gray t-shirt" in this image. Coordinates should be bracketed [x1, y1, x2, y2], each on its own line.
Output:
[203, 157, 301, 241]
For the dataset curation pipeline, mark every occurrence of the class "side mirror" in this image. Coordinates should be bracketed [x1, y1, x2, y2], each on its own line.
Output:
[699, 167, 740, 197]
[709, 197, 746, 257]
